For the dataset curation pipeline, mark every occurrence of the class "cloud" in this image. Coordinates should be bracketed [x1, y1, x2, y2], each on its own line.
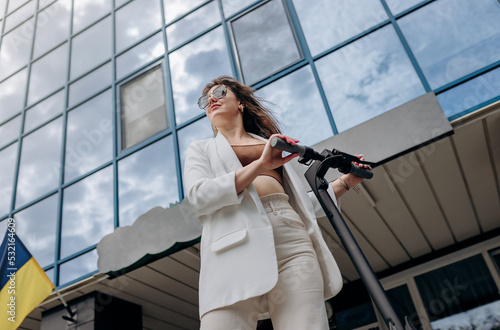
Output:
[0, 143, 17, 215]
[28, 43, 68, 105]
[14, 193, 58, 268]
[0, 19, 33, 81]
[256, 66, 333, 146]
[293, 0, 388, 56]
[166, 1, 218, 50]
[97, 198, 202, 274]
[232, 0, 300, 84]
[16, 117, 63, 208]
[115, 0, 162, 52]
[0, 69, 27, 122]
[70, 17, 111, 80]
[60, 166, 114, 259]
[117, 136, 179, 227]
[316, 25, 425, 132]
[163, 0, 206, 23]
[33, 0, 71, 58]
[169, 26, 232, 125]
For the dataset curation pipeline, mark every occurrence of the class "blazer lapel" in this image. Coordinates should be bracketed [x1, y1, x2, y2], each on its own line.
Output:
[214, 133, 242, 173]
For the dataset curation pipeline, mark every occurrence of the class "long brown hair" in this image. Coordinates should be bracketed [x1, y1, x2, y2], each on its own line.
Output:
[201, 76, 281, 138]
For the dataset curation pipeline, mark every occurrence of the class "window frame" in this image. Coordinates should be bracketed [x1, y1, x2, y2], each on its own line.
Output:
[380, 237, 500, 329]
[117, 61, 170, 152]
[228, 0, 304, 85]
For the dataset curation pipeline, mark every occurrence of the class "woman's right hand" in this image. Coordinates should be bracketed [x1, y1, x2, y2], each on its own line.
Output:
[257, 134, 299, 172]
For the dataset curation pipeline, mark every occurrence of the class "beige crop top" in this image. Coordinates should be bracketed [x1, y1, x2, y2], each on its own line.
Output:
[231, 143, 283, 186]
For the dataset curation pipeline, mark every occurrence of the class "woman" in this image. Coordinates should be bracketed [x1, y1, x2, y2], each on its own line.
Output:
[184, 76, 369, 329]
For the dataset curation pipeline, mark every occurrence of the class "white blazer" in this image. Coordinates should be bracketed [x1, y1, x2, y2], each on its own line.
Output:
[184, 132, 343, 319]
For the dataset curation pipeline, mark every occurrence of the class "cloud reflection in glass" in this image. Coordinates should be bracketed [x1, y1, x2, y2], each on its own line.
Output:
[118, 136, 179, 227]
[398, 0, 500, 89]
[169, 26, 232, 125]
[257, 66, 333, 146]
[316, 25, 425, 133]
[61, 166, 114, 259]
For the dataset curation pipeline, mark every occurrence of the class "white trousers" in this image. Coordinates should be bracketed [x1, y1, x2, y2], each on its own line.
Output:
[200, 193, 329, 330]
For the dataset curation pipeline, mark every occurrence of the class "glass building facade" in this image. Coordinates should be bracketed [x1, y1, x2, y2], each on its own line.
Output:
[0, 0, 499, 324]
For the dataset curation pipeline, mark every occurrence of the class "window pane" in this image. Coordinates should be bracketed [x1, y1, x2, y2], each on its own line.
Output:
[386, 285, 421, 329]
[14, 193, 58, 268]
[115, 0, 162, 52]
[24, 90, 64, 132]
[415, 255, 499, 325]
[61, 166, 113, 258]
[177, 116, 212, 181]
[72, 0, 111, 33]
[437, 67, 500, 119]
[0, 115, 21, 148]
[7, 0, 29, 13]
[169, 26, 232, 125]
[4, 0, 35, 33]
[65, 90, 113, 182]
[32, 0, 71, 59]
[0, 18, 33, 81]
[386, 0, 424, 15]
[333, 302, 377, 330]
[38, 0, 54, 10]
[44, 268, 54, 284]
[221, 0, 255, 17]
[0, 143, 18, 216]
[398, 0, 500, 89]
[70, 16, 111, 79]
[431, 301, 500, 329]
[293, 0, 387, 56]
[0, 0, 6, 17]
[118, 136, 178, 227]
[116, 32, 165, 80]
[231, 0, 301, 84]
[166, 1, 219, 50]
[0, 69, 27, 123]
[163, 0, 205, 24]
[120, 66, 168, 150]
[28, 43, 68, 105]
[316, 25, 425, 133]
[0, 219, 7, 239]
[59, 249, 98, 285]
[257, 66, 333, 146]
[69, 62, 112, 107]
[16, 118, 62, 208]
[115, 0, 128, 8]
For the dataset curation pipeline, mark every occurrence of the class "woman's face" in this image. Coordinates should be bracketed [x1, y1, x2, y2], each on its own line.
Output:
[204, 85, 241, 126]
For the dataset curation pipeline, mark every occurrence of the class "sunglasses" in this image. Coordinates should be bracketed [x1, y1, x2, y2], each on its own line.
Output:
[197, 85, 227, 109]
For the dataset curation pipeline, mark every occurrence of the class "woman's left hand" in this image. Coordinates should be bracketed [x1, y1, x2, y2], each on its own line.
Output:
[344, 154, 372, 185]
[257, 134, 299, 172]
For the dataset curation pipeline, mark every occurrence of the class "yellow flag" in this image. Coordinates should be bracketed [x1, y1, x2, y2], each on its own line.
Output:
[0, 227, 54, 330]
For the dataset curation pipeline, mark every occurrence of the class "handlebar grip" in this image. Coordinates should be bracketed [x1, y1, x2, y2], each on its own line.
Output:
[272, 137, 373, 179]
[348, 164, 374, 179]
[270, 137, 306, 156]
